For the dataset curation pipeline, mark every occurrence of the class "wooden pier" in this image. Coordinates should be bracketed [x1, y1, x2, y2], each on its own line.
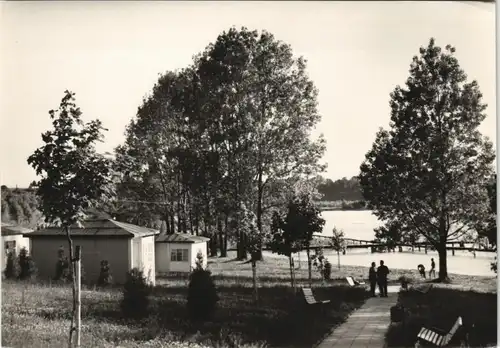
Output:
[310, 235, 495, 255]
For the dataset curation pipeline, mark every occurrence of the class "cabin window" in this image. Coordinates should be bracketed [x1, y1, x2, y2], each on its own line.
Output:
[171, 248, 188, 262]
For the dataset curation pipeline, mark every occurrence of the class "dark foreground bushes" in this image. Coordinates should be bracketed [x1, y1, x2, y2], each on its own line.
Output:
[386, 287, 497, 347]
[95, 282, 367, 347]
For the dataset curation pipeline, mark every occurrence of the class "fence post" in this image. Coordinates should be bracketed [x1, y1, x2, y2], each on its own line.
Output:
[75, 246, 82, 348]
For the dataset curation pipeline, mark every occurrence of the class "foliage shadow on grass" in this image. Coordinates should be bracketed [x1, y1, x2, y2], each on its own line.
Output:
[84, 284, 369, 347]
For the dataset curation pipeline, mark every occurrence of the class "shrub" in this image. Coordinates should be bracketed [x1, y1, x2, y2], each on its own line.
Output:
[54, 247, 86, 283]
[398, 275, 414, 290]
[54, 247, 68, 281]
[323, 261, 332, 280]
[187, 252, 219, 322]
[121, 268, 151, 319]
[18, 247, 37, 281]
[4, 251, 20, 279]
[97, 260, 113, 287]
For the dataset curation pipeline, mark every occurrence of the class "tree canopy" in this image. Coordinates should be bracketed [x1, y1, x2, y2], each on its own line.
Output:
[27, 91, 112, 227]
[359, 38, 495, 280]
[110, 27, 326, 259]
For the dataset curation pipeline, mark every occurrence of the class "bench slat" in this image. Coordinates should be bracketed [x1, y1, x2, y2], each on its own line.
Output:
[302, 288, 329, 305]
[416, 316, 463, 347]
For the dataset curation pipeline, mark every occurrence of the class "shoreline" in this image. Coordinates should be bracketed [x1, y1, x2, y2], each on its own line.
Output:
[262, 250, 497, 277]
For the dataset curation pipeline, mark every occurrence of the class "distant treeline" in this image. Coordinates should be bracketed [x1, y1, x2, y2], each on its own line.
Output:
[1, 186, 43, 228]
[0, 176, 366, 226]
[315, 176, 363, 201]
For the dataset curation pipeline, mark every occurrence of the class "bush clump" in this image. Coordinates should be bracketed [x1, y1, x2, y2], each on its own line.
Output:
[54, 247, 86, 283]
[187, 252, 219, 322]
[323, 260, 332, 280]
[4, 251, 20, 279]
[121, 268, 151, 319]
[97, 260, 113, 287]
[18, 247, 37, 281]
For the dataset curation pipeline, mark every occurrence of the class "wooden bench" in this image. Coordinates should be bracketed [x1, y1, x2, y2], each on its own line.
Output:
[302, 287, 330, 305]
[346, 276, 366, 286]
[415, 316, 463, 347]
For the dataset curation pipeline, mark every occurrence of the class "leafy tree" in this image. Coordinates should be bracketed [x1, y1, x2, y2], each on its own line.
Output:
[235, 203, 264, 301]
[330, 227, 346, 269]
[27, 90, 112, 345]
[196, 27, 326, 260]
[269, 194, 325, 288]
[287, 194, 325, 286]
[479, 173, 496, 248]
[269, 210, 298, 289]
[359, 39, 495, 281]
[311, 247, 330, 280]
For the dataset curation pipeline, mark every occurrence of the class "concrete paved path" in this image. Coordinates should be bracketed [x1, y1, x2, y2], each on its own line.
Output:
[316, 286, 400, 348]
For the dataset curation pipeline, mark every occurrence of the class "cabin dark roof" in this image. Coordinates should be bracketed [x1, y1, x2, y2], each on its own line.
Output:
[1, 223, 34, 236]
[25, 219, 159, 238]
[156, 233, 210, 244]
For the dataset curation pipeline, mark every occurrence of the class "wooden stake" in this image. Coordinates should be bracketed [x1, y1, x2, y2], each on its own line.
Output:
[75, 246, 81, 348]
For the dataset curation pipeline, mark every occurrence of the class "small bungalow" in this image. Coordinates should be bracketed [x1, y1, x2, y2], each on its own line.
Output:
[155, 233, 209, 273]
[1, 223, 34, 269]
[24, 218, 159, 285]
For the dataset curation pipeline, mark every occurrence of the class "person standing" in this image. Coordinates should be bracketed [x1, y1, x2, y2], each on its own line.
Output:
[429, 258, 436, 278]
[417, 264, 426, 278]
[369, 262, 377, 297]
[377, 260, 390, 297]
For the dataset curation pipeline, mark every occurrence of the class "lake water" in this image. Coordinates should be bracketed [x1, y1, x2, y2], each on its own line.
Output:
[300, 210, 498, 277]
[319, 210, 382, 239]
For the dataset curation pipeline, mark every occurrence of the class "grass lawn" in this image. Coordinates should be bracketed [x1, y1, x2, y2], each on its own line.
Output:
[2, 251, 370, 348]
[385, 282, 497, 347]
[3, 251, 496, 348]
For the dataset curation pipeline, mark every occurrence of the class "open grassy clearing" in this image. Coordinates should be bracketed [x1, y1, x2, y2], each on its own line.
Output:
[2, 252, 370, 348]
[2, 251, 496, 348]
[159, 251, 496, 291]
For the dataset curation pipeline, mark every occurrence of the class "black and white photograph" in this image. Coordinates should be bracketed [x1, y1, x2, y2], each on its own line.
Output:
[0, 1, 497, 347]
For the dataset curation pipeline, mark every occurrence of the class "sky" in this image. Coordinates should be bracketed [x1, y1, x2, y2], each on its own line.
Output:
[1, 1, 496, 188]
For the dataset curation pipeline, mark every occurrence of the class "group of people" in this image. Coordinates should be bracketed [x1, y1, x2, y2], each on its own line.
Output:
[368, 260, 390, 297]
[367, 258, 437, 297]
[417, 258, 436, 279]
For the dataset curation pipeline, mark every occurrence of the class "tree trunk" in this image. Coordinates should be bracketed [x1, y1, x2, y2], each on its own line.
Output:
[289, 255, 296, 290]
[255, 171, 264, 261]
[65, 225, 76, 348]
[306, 247, 312, 287]
[438, 244, 448, 281]
[165, 216, 171, 235]
[222, 214, 228, 257]
[252, 259, 258, 302]
[217, 217, 225, 257]
[209, 228, 218, 257]
[75, 246, 82, 348]
[237, 230, 248, 260]
[169, 214, 175, 234]
[337, 250, 341, 270]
